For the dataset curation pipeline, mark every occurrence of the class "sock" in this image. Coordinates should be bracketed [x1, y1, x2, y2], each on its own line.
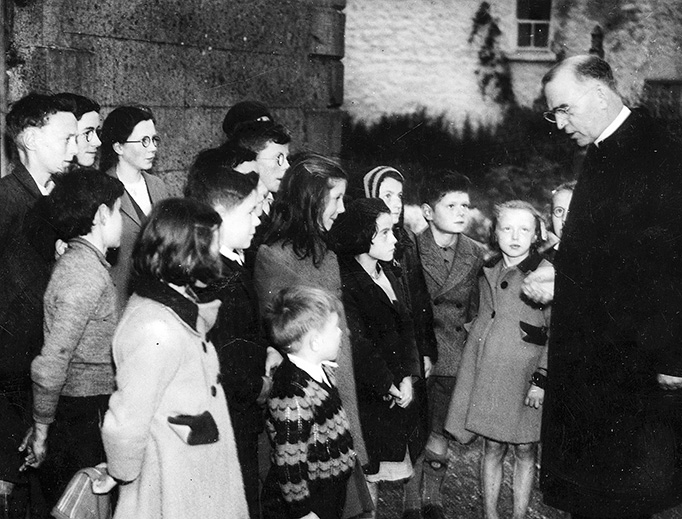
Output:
[403, 454, 423, 511]
[422, 448, 448, 507]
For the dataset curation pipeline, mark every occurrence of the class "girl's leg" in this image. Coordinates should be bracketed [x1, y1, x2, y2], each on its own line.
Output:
[481, 439, 507, 519]
[511, 442, 538, 519]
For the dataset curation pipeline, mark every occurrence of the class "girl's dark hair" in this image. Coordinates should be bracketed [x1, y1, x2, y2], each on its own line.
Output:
[264, 154, 347, 266]
[53, 93, 100, 120]
[330, 198, 390, 257]
[489, 200, 544, 254]
[48, 168, 124, 240]
[99, 105, 155, 172]
[132, 198, 222, 287]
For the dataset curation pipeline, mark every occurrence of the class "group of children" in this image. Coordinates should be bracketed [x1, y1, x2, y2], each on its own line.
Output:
[5, 92, 578, 519]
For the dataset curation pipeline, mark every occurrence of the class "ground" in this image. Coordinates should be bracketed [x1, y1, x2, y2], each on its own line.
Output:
[375, 438, 682, 519]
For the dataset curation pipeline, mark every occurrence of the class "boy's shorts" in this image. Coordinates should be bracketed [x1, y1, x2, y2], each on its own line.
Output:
[426, 375, 457, 437]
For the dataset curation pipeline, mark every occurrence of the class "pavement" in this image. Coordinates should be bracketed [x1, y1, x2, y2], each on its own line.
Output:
[375, 438, 682, 519]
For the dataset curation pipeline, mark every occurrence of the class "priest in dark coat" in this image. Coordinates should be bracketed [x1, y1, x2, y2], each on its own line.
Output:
[538, 55, 682, 518]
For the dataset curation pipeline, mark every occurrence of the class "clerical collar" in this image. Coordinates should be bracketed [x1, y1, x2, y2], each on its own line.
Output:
[594, 106, 631, 147]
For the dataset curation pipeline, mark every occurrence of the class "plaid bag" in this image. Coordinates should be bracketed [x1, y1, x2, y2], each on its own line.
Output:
[52, 467, 112, 519]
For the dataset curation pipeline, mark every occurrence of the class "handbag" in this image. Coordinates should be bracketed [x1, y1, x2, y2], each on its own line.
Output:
[52, 467, 112, 519]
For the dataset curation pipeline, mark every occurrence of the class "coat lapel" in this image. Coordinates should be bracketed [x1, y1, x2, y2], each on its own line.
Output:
[107, 168, 141, 226]
[14, 163, 43, 200]
[438, 236, 480, 298]
[144, 171, 167, 204]
[416, 228, 450, 289]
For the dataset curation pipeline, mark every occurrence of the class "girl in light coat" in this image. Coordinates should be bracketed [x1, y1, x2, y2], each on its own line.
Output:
[102, 198, 248, 519]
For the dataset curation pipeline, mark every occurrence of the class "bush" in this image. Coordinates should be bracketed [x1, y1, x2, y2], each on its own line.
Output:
[340, 104, 577, 220]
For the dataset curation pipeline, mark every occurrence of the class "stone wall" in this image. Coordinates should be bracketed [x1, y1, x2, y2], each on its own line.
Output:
[344, 0, 682, 129]
[4, 0, 346, 190]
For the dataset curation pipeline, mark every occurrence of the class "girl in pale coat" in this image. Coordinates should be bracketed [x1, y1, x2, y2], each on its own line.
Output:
[102, 198, 248, 519]
[445, 201, 550, 519]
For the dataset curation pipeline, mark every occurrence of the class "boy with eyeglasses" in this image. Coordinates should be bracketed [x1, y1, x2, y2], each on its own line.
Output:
[226, 120, 292, 270]
[54, 93, 102, 167]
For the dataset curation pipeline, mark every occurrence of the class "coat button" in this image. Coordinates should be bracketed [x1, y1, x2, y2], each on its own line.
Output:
[211, 386, 217, 397]
[455, 302, 463, 309]
[500, 281, 508, 289]
[202, 341, 207, 353]
[455, 326, 462, 332]
[491, 311, 496, 318]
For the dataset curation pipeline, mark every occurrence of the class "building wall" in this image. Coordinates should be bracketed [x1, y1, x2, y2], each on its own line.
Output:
[4, 0, 346, 190]
[344, 0, 682, 129]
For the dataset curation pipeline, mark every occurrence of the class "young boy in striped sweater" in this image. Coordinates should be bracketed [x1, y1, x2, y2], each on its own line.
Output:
[262, 286, 356, 519]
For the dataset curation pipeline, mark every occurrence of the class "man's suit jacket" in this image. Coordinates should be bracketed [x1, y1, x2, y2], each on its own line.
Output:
[416, 228, 485, 377]
[106, 169, 168, 312]
[0, 163, 52, 482]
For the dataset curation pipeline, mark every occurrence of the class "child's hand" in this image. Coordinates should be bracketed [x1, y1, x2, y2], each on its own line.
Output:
[397, 377, 413, 408]
[265, 347, 284, 377]
[525, 385, 545, 408]
[91, 463, 117, 494]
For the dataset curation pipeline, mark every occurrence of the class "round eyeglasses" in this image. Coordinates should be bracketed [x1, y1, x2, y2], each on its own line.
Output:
[552, 207, 568, 218]
[125, 136, 161, 148]
[259, 152, 287, 167]
[78, 128, 101, 143]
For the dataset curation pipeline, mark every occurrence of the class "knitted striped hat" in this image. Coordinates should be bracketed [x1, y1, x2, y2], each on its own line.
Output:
[363, 166, 405, 199]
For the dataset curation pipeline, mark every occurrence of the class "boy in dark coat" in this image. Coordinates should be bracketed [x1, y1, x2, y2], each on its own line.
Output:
[186, 148, 283, 518]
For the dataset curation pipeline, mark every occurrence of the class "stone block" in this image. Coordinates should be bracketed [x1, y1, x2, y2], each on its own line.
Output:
[309, 7, 345, 57]
[70, 35, 185, 107]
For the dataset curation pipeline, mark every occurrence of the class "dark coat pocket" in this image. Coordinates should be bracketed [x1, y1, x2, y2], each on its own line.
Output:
[168, 410, 220, 445]
[520, 321, 548, 346]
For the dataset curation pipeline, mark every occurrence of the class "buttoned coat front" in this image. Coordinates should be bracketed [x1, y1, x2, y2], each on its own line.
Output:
[415, 229, 486, 377]
[445, 255, 550, 444]
[102, 283, 248, 519]
[338, 254, 425, 473]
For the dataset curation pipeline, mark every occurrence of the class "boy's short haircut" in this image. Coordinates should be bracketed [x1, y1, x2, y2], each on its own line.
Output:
[232, 120, 291, 154]
[48, 168, 125, 241]
[419, 170, 471, 207]
[264, 286, 342, 353]
[6, 92, 75, 143]
[53, 92, 101, 120]
[185, 147, 260, 210]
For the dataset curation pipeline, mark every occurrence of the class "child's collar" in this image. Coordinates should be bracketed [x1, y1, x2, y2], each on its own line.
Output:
[483, 252, 544, 273]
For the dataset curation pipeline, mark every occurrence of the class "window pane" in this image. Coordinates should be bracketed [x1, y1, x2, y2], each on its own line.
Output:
[534, 23, 549, 47]
[518, 23, 532, 47]
[518, 0, 551, 20]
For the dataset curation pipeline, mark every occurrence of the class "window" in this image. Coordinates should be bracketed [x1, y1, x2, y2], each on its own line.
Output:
[643, 80, 682, 120]
[517, 0, 551, 49]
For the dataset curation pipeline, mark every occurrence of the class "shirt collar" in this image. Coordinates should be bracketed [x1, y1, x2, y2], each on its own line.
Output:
[288, 354, 330, 385]
[595, 106, 631, 147]
[220, 246, 244, 265]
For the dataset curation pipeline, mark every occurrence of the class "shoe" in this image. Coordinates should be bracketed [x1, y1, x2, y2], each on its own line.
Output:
[422, 504, 445, 519]
[402, 509, 421, 519]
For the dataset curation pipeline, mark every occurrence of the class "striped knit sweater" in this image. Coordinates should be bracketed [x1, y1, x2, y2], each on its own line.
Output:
[266, 356, 355, 518]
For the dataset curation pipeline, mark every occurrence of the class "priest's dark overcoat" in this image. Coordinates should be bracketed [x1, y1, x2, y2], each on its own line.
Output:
[541, 110, 682, 516]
